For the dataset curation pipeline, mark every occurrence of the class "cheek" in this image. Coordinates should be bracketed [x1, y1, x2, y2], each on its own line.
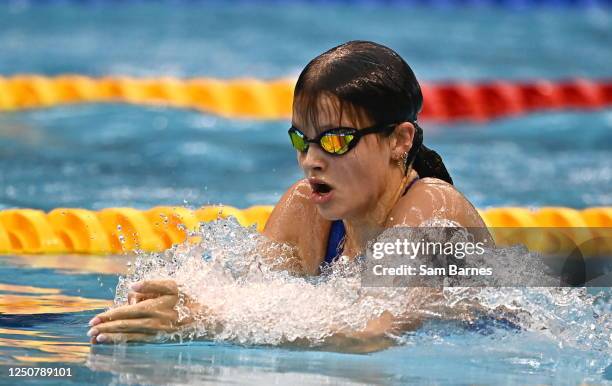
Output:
[296, 152, 308, 171]
[355, 140, 390, 174]
[335, 148, 387, 190]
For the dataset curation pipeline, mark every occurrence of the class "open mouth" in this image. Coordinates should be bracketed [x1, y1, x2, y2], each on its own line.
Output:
[312, 182, 332, 195]
[308, 178, 334, 204]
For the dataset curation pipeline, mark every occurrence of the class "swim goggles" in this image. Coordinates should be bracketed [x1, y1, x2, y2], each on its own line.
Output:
[288, 123, 397, 156]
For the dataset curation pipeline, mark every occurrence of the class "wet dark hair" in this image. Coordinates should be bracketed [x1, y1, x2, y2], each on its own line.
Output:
[293, 40, 453, 185]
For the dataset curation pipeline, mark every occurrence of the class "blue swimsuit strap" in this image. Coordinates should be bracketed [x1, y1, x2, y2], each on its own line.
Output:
[323, 177, 420, 266]
[324, 219, 345, 265]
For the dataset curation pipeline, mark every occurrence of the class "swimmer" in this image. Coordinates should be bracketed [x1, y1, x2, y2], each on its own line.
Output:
[88, 41, 489, 352]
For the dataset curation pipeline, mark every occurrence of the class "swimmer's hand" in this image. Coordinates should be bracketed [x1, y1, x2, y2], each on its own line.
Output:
[332, 311, 423, 353]
[87, 280, 202, 344]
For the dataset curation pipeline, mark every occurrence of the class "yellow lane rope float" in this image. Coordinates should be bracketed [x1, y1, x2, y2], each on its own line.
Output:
[1, 75, 611, 121]
[0, 206, 609, 255]
[0, 75, 293, 120]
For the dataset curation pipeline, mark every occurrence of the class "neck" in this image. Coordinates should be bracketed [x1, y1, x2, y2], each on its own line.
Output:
[341, 168, 418, 257]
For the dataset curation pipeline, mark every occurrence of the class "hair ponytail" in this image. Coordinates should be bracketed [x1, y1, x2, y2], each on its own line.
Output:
[406, 122, 453, 185]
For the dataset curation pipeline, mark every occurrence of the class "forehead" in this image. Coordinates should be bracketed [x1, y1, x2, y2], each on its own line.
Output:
[292, 93, 370, 134]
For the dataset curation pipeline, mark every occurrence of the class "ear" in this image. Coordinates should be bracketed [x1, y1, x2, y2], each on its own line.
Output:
[390, 122, 415, 160]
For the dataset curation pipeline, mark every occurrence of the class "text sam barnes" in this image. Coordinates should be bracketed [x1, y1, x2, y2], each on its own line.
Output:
[372, 264, 493, 276]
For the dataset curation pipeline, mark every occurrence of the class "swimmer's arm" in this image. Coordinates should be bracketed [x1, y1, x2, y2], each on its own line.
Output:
[262, 180, 329, 275]
[328, 311, 422, 353]
[290, 311, 422, 354]
[259, 181, 305, 274]
[88, 281, 421, 351]
[251, 237, 306, 275]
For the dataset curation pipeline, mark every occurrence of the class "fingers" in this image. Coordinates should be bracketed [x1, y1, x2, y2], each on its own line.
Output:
[92, 332, 158, 344]
[88, 317, 176, 335]
[88, 279, 183, 333]
[131, 280, 178, 296]
[126, 279, 179, 305]
[93, 298, 164, 324]
[128, 291, 159, 305]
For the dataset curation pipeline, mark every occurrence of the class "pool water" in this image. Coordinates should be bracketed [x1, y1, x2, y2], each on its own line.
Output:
[1, 106, 611, 211]
[0, 1, 611, 385]
[0, 240, 610, 385]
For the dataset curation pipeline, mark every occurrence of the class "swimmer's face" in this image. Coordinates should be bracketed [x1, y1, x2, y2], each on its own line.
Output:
[291, 94, 397, 221]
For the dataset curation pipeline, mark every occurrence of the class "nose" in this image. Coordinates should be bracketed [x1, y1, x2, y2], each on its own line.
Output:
[298, 144, 327, 174]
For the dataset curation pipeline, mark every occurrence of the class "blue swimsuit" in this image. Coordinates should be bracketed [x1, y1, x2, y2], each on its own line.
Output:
[323, 177, 420, 266]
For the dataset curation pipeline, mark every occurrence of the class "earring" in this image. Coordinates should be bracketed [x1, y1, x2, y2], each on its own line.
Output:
[397, 152, 408, 172]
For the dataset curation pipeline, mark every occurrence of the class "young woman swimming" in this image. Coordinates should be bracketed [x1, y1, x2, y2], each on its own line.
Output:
[87, 41, 488, 351]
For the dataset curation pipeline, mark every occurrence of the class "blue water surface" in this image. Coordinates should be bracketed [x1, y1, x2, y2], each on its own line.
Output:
[1, 2, 611, 80]
[0, 105, 610, 210]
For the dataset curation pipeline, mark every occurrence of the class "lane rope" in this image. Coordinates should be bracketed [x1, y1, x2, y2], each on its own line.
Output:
[0, 206, 609, 254]
[1, 75, 610, 121]
[17, 0, 612, 8]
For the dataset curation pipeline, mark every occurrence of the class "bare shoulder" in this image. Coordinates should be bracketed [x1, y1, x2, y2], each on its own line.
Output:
[387, 177, 486, 228]
[263, 179, 316, 244]
[263, 179, 330, 273]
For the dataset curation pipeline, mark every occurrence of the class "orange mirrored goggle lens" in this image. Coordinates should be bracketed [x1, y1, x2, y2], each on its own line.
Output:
[320, 133, 355, 155]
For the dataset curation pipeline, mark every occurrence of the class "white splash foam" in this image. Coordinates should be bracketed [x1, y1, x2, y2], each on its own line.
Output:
[114, 218, 611, 356]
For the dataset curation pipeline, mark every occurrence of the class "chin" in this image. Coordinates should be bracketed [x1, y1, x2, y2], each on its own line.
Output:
[315, 203, 344, 221]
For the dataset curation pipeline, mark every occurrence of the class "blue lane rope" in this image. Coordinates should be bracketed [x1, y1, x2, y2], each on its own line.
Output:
[20, 0, 612, 8]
